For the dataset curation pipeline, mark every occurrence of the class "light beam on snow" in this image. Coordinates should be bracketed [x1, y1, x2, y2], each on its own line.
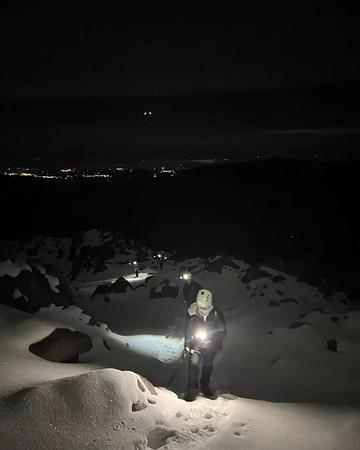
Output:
[108, 333, 183, 363]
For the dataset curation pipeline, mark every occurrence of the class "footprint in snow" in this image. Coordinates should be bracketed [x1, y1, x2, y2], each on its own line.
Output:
[233, 421, 250, 438]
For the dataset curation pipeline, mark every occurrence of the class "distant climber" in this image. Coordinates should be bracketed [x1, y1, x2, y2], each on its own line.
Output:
[183, 289, 226, 401]
[181, 272, 202, 308]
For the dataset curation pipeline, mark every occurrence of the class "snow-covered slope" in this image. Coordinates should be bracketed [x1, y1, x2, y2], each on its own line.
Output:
[1, 229, 360, 449]
[0, 305, 359, 450]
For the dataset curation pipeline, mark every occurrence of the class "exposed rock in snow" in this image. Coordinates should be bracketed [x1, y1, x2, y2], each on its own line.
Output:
[150, 278, 179, 299]
[29, 328, 93, 363]
[0, 263, 73, 313]
[205, 256, 240, 273]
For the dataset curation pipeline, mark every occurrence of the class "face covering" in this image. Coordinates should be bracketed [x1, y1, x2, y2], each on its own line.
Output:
[196, 289, 213, 320]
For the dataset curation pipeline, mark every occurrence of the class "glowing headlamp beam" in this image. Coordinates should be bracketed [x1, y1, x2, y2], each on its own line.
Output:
[194, 329, 208, 341]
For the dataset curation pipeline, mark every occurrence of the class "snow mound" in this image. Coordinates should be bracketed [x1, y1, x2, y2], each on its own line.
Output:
[1, 367, 359, 450]
[0, 369, 159, 450]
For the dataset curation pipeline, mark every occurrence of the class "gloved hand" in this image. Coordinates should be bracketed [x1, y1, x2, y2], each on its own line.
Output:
[182, 346, 191, 358]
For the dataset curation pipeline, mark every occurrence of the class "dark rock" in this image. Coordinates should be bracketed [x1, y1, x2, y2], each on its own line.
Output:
[88, 317, 101, 327]
[205, 256, 239, 274]
[241, 266, 272, 284]
[29, 328, 93, 362]
[288, 321, 311, 329]
[103, 339, 111, 350]
[268, 300, 280, 307]
[326, 339, 338, 352]
[90, 277, 133, 300]
[269, 356, 280, 364]
[68, 233, 115, 281]
[280, 297, 299, 304]
[0, 264, 73, 313]
[132, 401, 147, 412]
[150, 279, 179, 299]
[272, 274, 286, 283]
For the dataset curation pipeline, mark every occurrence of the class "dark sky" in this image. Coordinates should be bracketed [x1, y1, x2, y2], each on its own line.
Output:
[1, 1, 359, 98]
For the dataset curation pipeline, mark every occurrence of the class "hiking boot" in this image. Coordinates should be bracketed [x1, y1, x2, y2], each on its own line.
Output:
[184, 389, 198, 402]
[201, 385, 215, 399]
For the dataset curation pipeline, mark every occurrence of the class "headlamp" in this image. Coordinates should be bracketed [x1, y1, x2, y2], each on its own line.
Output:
[180, 272, 192, 280]
[194, 329, 208, 341]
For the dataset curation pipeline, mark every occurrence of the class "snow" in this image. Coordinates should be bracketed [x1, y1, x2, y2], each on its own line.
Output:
[0, 306, 359, 450]
[0, 259, 32, 278]
[1, 230, 360, 449]
[12, 288, 23, 299]
[123, 271, 156, 287]
[45, 273, 60, 293]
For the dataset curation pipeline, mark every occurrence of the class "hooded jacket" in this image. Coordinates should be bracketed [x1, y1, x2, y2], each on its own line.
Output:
[185, 302, 226, 352]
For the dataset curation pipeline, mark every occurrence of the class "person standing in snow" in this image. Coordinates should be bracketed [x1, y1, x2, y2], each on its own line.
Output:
[183, 289, 226, 401]
[181, 272, 202, 308]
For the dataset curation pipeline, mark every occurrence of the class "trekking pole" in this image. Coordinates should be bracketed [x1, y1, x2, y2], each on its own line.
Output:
[167, 353, 187, 388]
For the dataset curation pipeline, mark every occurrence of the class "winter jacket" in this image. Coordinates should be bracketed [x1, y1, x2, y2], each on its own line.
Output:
[185, 305, 226, 353]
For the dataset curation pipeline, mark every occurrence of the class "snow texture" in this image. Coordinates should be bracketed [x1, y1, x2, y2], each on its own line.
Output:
[1, 229, 360, 449]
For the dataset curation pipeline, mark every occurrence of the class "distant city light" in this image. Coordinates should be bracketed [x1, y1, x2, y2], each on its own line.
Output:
[1, 162, 181, 181]
[83, 174, 110, 178]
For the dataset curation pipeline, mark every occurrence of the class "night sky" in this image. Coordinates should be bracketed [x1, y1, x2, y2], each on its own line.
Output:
[0, 1, 359, 162]
[1, 1, 359, 98]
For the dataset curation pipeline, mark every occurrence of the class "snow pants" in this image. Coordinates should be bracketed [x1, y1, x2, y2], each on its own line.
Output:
[188, 349, 217, 390]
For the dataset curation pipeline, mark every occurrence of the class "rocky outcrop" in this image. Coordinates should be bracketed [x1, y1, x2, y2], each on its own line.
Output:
[29, 328, 93, 363]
